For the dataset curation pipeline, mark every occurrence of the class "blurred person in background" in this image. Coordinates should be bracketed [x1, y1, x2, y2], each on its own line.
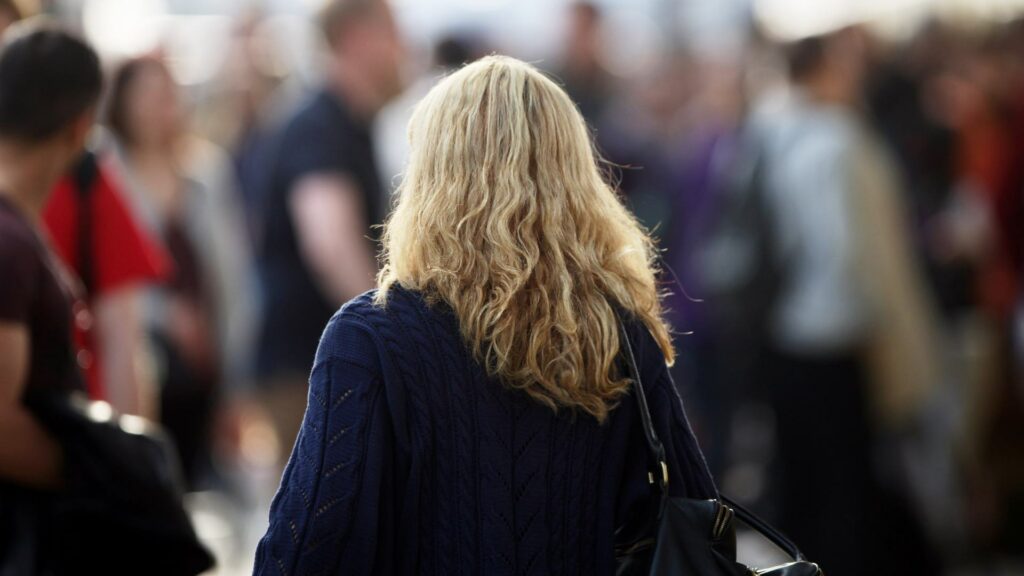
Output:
[254, 54, 718, 576]
[940, 30, 1024, 558]
[105, 55, 256, 488]
[198, 6, 296, 244]
[0, 0, 169, 423]
[662, 52, 746, 479]
[41, 152, 171, 419]
[598, 49, 695, 237]
[556, 1, 613, 127]
[254, 0, 404, 454]
[742, 27, 940, 576]
[552, 1, 662, 213]
[866, 21, 1024, 561]
[0, 19, 102, 569]
[866, 23, 966, 316]
[376, 32, 486, 193]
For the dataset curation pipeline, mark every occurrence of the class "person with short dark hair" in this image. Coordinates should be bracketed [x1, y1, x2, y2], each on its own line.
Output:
[556, 1, 612, 125]
[0, 19, 102, 491]
[254, 0, 404, 453]
[0, 34, 108, 576]
[747, 27, 941, 575]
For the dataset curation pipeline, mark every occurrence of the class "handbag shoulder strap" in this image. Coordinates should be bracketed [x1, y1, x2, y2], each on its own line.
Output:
[617, 318, 668, 492]
[73, 150, 100, 296]
[617, 317, 808, 562]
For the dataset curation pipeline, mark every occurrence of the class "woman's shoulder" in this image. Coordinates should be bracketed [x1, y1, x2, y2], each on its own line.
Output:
[327, 286, 437, 328]
[618, 312, 671, 376]
[316, 286, 445, 368]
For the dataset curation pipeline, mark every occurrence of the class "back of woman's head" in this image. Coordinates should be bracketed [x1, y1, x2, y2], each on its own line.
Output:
[377, 55, 673, 422]
[0, 20, 101, 143]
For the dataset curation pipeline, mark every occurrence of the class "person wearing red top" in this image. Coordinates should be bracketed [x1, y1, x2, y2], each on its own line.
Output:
[42, 153, 170, 417]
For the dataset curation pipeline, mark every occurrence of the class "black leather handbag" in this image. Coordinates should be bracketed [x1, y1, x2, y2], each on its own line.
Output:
[614, 321, 822, 576]
[21, 389, 215, 576]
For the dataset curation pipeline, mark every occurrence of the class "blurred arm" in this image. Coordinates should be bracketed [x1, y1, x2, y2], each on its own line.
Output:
[0, 322, 63, 489]
[289, 174, 376, 305]
[93, 286, 157, 419]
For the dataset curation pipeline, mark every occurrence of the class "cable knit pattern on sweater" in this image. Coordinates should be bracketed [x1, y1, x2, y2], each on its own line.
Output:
[253, 287, 716, 576]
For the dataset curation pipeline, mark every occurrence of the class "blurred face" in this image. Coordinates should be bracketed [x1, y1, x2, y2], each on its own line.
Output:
[821, 28, 868, 102]
[567, 4, 601, 62]
[124, 63, 183, 149]
[335, 1, 405, 108]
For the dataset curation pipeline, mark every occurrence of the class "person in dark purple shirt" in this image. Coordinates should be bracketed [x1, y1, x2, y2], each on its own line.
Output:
[0, 22, 102, 493]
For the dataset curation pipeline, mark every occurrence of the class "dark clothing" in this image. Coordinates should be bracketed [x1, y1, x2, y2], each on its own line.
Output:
[768, 348, 943, 576]
[255, 89, 384, 380]
[0, 196, 80, 394]
[768, 349, 872, 576]
[254, 287, 717, 576]
[153, 199, 220, 487]
[866, 65, 973, 316]
[664, 126, 740, 477]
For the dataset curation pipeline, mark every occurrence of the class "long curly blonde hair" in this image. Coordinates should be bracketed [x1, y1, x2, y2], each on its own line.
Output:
[376, 55, 673, 422]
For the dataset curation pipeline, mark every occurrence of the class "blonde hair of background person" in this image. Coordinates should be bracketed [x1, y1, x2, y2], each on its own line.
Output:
[375, 55, 674, 422]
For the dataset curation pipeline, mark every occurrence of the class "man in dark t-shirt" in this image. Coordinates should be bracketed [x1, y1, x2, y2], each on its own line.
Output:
[0, 197, 80, 395]
[257, 90, 384, 378]
[254, 0, 404, 449]
[0, 22, 102, 491]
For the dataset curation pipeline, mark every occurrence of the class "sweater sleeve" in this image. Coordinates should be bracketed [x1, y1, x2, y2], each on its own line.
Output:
[650, 367, 718, 500]
[254, 315, 392, 576]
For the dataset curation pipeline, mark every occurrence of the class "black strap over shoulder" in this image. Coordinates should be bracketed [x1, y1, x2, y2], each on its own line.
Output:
[73, 151, 100, 295]
[617, 317, 807, 562]
[617, 318, 669, 492]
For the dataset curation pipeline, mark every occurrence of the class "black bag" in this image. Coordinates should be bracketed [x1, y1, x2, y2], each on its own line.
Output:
[613, 320, 822, 576]
[23, 389, 215, 576]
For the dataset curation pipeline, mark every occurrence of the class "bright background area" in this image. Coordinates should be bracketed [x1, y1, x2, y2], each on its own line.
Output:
[65, 0, 1024, 87]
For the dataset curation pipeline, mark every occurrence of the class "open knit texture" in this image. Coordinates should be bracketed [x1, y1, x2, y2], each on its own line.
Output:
[253, 286, 717, 576]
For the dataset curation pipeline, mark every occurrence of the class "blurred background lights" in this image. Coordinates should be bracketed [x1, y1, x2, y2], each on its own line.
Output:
[82, 0, 169, 57]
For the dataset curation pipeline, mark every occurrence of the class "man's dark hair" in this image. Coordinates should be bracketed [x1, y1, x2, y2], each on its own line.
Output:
[0, 20, 102, 142]
[785, 35, 827, 82]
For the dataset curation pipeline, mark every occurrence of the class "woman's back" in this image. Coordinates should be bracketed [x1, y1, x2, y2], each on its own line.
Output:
[254, 50, 717, 575]
[254, 286, 715, 576]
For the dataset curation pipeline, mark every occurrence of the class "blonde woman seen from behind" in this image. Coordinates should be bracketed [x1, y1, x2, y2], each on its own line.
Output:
[253, 55, 717, 576]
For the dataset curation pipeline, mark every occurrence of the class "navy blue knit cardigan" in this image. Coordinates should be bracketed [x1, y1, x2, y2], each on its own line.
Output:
[253, 286, 716, 576]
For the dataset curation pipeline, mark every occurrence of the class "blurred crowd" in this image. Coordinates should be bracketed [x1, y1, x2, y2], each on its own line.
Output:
[0, 0, 1021, 574]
